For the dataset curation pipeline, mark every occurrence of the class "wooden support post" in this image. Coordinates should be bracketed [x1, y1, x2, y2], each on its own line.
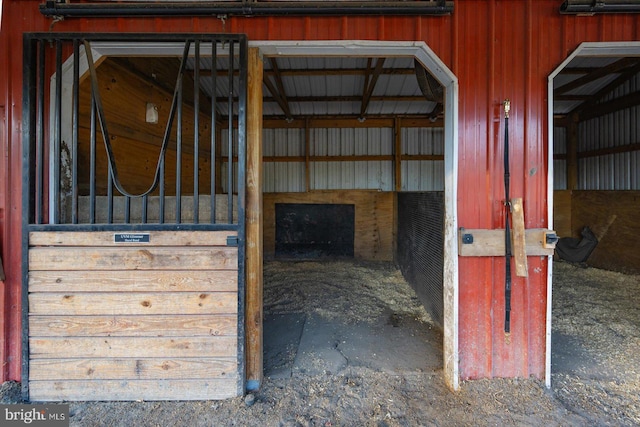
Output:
[245, 47, 263, 391]
[511, 198, 527, 277]
[567, 113, 579, 191]
[394, 118, 402, 192]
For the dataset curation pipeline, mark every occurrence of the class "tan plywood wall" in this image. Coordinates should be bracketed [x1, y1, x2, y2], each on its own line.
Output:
[263, 191, 395, 261]
[571, 191, 640, 274]
[553, 190, 573, 238]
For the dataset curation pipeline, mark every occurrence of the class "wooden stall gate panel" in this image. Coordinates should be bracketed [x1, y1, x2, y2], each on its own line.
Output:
[27, 231, 239, 401]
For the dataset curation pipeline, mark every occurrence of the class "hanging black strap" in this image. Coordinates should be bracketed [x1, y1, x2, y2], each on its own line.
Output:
[503, 99, 512, 334]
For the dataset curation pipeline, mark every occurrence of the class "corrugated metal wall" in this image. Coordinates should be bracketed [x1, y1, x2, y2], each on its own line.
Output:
[261, 126, 443, 192]
[578, 72, 640, 190]
[310, 128, 394, 190]
[402, 127, 444, 191]
[554, 127, 567, 190]
[554, 71, 640, 191]
[2, 0, 640, 383]
[397, 192, 444, 328]
[263, 129, 306, 192]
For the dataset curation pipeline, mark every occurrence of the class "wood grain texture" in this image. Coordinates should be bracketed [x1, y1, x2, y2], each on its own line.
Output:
[28, 379, 238, 401]
[458, 229, 555, 257]
[245, 47, 264, 387]
[29, 231, 236, 247]
[29, 358, 237, 380]
[29, 315, 237, 337]
[553, 190, 573, 238]
[511, 198, 528, 277]
[30, 336, 237, 358]
[29, 247, 238, 271]
[571, 190, 640, 274]
[29, 270, 238, 293]
[29, 292, 237, 316]
[263, 190, 394, 261]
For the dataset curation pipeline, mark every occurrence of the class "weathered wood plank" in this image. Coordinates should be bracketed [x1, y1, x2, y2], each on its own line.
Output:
[511, 198, 528, 277]
[29, 270, 237, 293]
[28, 247, 238, 271]
[29, 231, 237, 247]
[29, 358, 237, 380]
[553, 190, 573, 238]
[29, 292, 237, 316]
[30, 336, 237, 358]
[29, 314, 237, 337]
[29, 379, 238, 401]
[458, 228, 555, 257]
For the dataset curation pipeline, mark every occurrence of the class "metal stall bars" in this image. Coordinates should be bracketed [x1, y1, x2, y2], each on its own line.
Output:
[22, 33, 247, 401]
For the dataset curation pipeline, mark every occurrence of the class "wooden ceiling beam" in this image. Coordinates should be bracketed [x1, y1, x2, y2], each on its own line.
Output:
[237, 115, 444, 129]
[266, 57, 293, 120]
[214, 94, 427, 103]
[579, 91, 640, 121]
[262, 59, 293, 120]
[572, 62, 640, 119]
[359, 58, 386, 119]
[555, 57, 639, 95]
[197, 67, 415, 78]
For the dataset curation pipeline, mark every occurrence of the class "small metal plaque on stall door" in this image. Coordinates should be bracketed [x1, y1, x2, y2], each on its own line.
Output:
[114, 233, 150, 243]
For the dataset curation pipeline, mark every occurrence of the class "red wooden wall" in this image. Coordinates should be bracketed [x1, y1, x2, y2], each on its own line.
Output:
[1, 0, 639, 383]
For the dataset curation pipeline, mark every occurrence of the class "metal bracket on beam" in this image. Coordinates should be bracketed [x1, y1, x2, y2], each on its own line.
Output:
[226, 235, 239, 247]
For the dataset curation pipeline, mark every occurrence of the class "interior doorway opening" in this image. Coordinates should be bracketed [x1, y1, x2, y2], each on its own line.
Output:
[254, 41, 459, 390]
[548, 42, 640, 388]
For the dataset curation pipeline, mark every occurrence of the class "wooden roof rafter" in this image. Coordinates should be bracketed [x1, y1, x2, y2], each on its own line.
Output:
[359, 58, 386, 120]
[200, 67, 415, 78]
[214, 94, 426, 104]
[555, 57, 640, 95]
[263, 57, 293, 121]
[572, 60, 640, 120]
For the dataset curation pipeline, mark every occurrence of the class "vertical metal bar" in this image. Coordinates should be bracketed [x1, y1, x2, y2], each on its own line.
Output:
[235, 35, 248, 398]
[176, 68, 183, 224]
[90, 95, 97, 224]
[159, 156, 165, 224]
[193, 40, 200, 224]
[210, 41, 218, 224]
[227, 41, 235, 224]
[142, 194, 148, 223]
[22, 34, 39, 402]
[72, 39, 80, 224]
[125, 196, 131, 224]
[36, 40, 45, 224]
[53, 40, 63, 224]
[107, 164, 113, 224]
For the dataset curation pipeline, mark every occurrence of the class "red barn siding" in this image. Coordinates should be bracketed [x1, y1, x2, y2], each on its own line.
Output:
[1, 0, 639, 384]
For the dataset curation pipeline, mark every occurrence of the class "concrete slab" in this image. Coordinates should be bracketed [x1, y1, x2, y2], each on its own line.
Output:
[266, 311, 443, 378]
[264, 313, 307, 379]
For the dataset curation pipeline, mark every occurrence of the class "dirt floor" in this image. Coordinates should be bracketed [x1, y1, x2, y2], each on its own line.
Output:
[2, 260, 639, 426]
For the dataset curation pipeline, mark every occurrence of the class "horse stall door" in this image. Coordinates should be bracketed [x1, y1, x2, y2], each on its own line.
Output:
[22, 34, 247, 401]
